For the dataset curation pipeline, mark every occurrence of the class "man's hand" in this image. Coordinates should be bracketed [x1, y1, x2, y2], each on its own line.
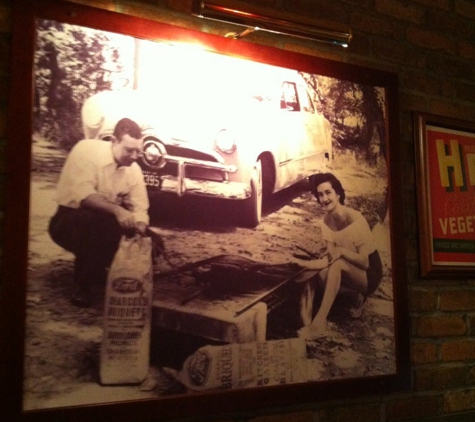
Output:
[82, 193, 148, 235]
[114, 207, 136, 230]
[135, 222, 148, 236]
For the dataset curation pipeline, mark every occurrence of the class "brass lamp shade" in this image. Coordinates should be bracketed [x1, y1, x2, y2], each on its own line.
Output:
[191, 0, 352, 47]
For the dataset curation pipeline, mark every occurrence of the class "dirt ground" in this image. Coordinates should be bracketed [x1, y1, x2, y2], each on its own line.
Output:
[23, 139, 396, 410]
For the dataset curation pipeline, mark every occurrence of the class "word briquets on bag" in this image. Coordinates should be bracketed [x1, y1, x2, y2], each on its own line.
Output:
[100, 235, 153, 385]
[167, 338, 308, 391]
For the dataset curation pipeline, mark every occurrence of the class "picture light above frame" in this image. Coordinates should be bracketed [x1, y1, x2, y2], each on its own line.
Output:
[191, 0, 352, 46]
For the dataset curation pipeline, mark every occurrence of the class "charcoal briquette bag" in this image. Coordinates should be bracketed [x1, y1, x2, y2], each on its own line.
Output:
[100, 235, 153, 385]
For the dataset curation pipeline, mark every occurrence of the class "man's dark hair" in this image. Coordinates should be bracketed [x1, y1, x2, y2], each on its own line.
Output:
[113, 118, 142, 140]
[311, 172, 346, 205]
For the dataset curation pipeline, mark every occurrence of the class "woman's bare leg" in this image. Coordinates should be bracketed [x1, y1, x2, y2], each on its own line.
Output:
[310, 259, 367, 329]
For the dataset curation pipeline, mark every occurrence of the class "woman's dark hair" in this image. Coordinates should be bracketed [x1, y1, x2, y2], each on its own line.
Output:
[113, 117, 143, 140]
[311, 172, 346, 205]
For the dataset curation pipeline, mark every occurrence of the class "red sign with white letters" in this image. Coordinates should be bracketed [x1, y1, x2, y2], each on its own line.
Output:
[426, 125, 475, 265]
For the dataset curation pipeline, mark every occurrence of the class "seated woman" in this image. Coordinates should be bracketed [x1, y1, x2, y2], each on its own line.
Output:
[294, 172, 383, 340]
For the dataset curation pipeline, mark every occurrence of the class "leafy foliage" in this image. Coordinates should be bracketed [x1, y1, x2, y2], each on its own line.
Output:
[33, 17, 388, 167]
[301, 73, 387, 166]
[34, 19, 129, 149]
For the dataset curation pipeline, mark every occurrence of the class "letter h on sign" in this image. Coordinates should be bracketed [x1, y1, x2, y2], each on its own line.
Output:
[436, 139, 475, 192]
[436, 139, 466, 192]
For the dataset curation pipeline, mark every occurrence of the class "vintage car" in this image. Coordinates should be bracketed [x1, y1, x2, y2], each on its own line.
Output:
[81, 68, 332, 227]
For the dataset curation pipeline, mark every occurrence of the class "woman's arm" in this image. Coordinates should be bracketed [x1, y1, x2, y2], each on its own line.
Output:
[329, 245, 369, 269]
[292, 255, 329, 270]
[327, 213, 373, 270]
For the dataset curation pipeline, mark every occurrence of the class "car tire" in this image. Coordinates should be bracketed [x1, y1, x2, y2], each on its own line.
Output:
[241, 159, 263, 227]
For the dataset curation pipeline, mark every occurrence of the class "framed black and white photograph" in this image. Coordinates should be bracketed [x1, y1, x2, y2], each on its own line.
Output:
[1, 0, 409, 420]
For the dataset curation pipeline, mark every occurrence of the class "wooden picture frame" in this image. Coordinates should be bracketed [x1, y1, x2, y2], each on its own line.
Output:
[415, 112, 475, 278]
[1, 0, 410, 420]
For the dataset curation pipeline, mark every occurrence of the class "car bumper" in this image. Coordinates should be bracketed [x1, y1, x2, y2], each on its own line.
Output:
[160, 177, 251, 199]
[144, 156, 251, 200]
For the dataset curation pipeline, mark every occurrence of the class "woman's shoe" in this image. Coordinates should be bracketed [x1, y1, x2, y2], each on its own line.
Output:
[297, 324, 328, 340]
[350, 293, 367, 319]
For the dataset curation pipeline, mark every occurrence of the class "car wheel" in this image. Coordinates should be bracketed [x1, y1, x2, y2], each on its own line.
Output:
[241, 159, 263, 227]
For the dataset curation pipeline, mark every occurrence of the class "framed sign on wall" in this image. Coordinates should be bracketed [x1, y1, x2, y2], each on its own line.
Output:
[415, 112, 475, 278]
[1, 0, 409, 420]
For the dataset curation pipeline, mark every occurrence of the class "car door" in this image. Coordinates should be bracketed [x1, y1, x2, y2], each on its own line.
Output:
[274, 80, 309, 191]
[296, 81, 330, 176]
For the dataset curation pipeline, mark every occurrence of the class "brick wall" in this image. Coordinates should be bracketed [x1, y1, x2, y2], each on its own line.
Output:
[3, 0, 475, 421]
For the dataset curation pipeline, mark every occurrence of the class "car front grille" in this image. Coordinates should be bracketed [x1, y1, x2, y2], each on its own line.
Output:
[161, 144, 225, 181]
[165, 144, 217, 162]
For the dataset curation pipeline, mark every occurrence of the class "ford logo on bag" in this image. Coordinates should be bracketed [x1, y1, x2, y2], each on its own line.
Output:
[112, 277, 143, 294]
[186, 349, 211, 387]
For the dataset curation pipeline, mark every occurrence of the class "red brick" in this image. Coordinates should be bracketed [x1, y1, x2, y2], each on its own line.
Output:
[402, 71, 454, 97]
[387, 395, 441, 421]
[68, 0, 116, 11]
[440, 290, 475, 311]
[0, 34, 11, 72]
[426, 9, 474, 39]
[332, 0, 373, 8]
[0, 142, 4, 173]
[430, 99, 475, 123]
[443, 388, 475, 413]
[120, 2, 179, 22]
[411, 342, 438, 365]
[399, 238, 417, 266]
[417, 316, 467, 337]
[281, 42, 344, 62]
[376, 0, 425, 24]
[427, 54, 474, 80]
[165, 0, 193, 13]
[409, 288, 438, 312]
[373, 38, 407, 65]
[414, 365, 468, 391]
[0, 111, 6, 140]
[286, 1, 352, 23]
[413, 0, 450, 11]
[469, 366, 475, 385]
[399, 45, 428, 68]
[250, 411, 314, 422]
[317, 404, 381, 422]
[347, 31, 371, 56]
[351, 11, 404, 40]
[441, 340, 475, 362]
[470, 314, 475, 336]
[0, 75, 8, 105]
[406, 27, 455, 55]
[400, 92, 430, 114]
[0, 5, 10, 33]
[458, 41, 475, 60]
[455, 0, 475, 20]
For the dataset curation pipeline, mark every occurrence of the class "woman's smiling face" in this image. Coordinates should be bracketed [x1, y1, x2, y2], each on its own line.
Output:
[316, 181, 340, 211]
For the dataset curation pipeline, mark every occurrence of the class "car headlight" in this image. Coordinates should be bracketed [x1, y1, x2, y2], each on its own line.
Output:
[215, 129, 236, 153]
[142, 139, 167, 168]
